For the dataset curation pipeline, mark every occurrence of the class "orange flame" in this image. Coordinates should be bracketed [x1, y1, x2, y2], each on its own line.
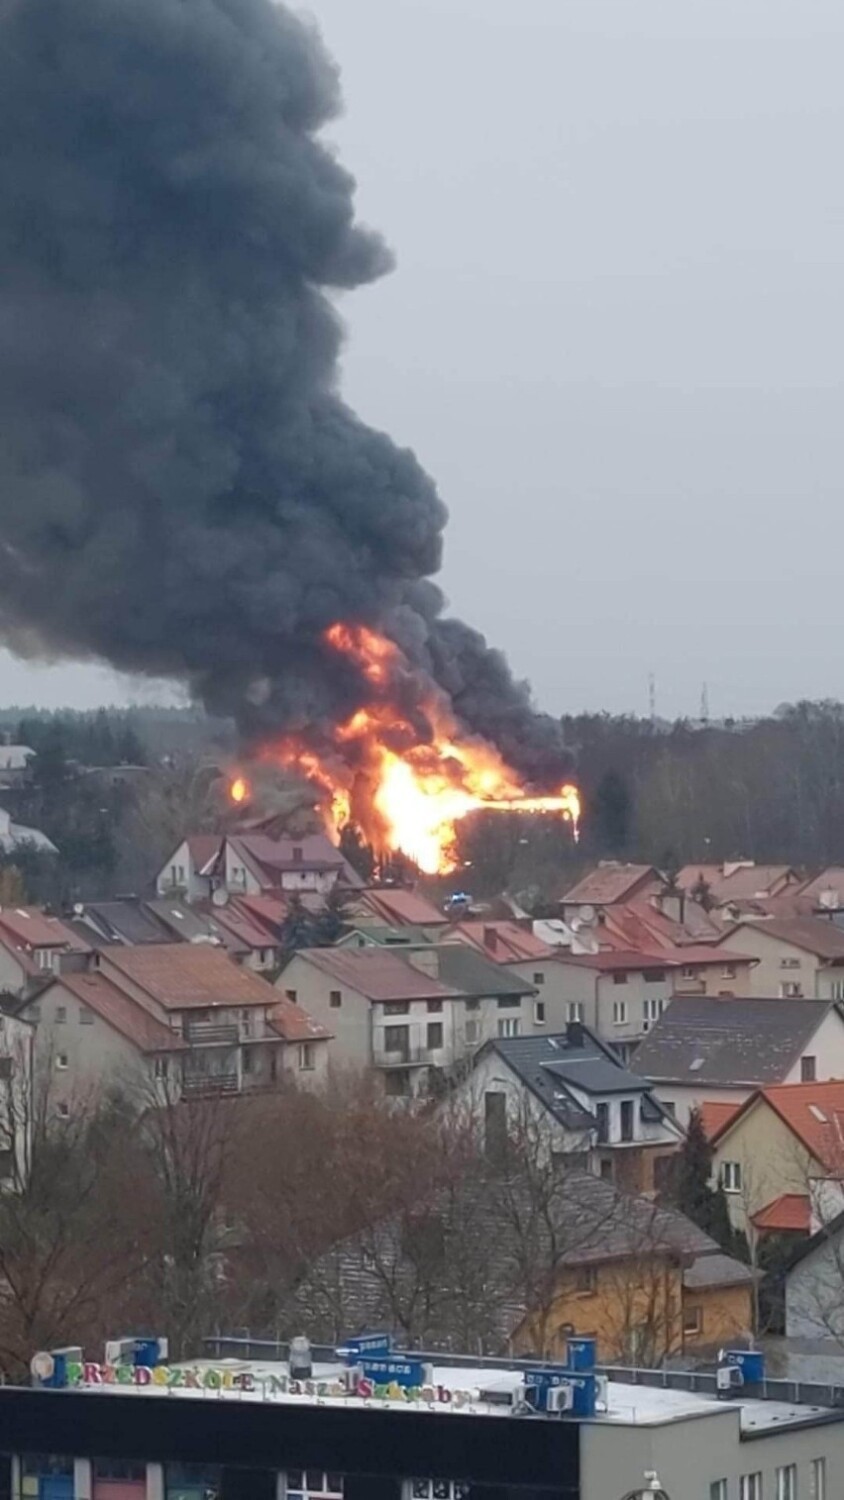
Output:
[262, 624, 580, 876]
[230, 775, 249, 805]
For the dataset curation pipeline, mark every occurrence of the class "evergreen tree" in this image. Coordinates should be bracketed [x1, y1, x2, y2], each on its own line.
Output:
[592, 769, 631, 852]
[664, 1107, 747, 1259]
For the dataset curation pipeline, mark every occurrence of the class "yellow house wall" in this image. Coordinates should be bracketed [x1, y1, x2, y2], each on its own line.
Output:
[710, 1099, 818, 1235]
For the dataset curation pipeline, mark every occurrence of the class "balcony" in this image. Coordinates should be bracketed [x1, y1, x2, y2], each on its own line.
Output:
[372, 1045, 441, 1069]
[181, 1072, 239, 1099]
[184, 1020, 239, 1046]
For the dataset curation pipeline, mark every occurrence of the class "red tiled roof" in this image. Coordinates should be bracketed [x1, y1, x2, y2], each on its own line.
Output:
[553, 949, 678, 972]
[357, 888, 447, 927]
[210, 900, 281, 951]
[726, 916, 844, 963]
[678, 864, 798, 903]
[100, 943, 276, 1010]
[51, 972, 185, 1054]
[602, 899, 723, 953]
[447, 921, 553, 964]
[186, 835, 221, 872]
[671, 945, 753, 966]
[268, 995, 332, 1043]
[718, 1081, 844, 1170]
[0, 906, 88, 951]
[235, 894, 291, 933]
[699, 1100, 742, 1139]
[229, 834, 363, 888]
[752, 1194, 810, 1233]
[561, 864, 662, 906]
[287, 947, 459, 1003]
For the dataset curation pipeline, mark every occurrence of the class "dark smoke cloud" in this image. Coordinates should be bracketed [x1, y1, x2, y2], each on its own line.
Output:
[0, 0, 569, 782]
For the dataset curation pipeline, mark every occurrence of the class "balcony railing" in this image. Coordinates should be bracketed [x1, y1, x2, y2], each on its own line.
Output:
[371, 1046, 441, 1069]
[184, 1021, 239, 1046]
[181, 1072, 239, 1099]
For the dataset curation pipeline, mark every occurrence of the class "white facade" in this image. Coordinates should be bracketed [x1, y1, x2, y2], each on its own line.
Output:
[156, 839, 214, 902]
[786, 1230, 844, 1339]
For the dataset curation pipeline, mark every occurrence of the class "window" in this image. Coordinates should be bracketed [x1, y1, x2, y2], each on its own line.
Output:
[410, 1482, 469, 1499]
[612, 971, 628, 985]
[497, 1017, 520, 1039]
[599, 1157, 614, 1181]
[292, 846, 303, 864]
[643, 997, 665, 1026]
[0, 1148, 13, 1179]
[739, 1475, 762, 1500]
[286, 1472, 343, 1500]
[384, 1025, 409, 1055]
[776, 1466, 797, 1500]
[831, 979, 844, 1001]
[329, 990, 342, 1009]
[56, 1102, 69, 1119]
[684, 1304, 703, 1336]
[620, 1099, 634, 1142]
[595, 1101, 609, 1143]
[612, 999, 628, 1025]
[0, 1056, 14, 1082]
[154, 1058, 168, 1079]
[534, 1000, 546, 1025]
[780, 982, 803, 998]
[242, 1050, 253, 1074]
[55, 1053, 68, 1071]
[573, 1264, 596, 1296]
[681, 966, 695, 979]
[721, 964, 737, 979]
[533, 971, 545, 985]
[496, 995, 519, 1008]
[465, 998, 480, 1012]
[285, 989, 297, 1004]
[465, 1020, 480, 1044]
[384, 1070, 410, 1098]
[710, 1482, 728, 1500]
[811, 1458, 826, 1500]
[384, 1001, 410, 1016]
[35, 949, 54, 971]
[722, 1161, 742, 1193]
[93, 1461, 147, 1481]
[780, 956, 801, 969]
[426, 1022, 443, 1051]
[426, 999, 443, 1013]
[802, 1055, 817, 1082]
[567, 1001, 584, 1023]
[79, 1006, 94, 1025]
[55, 1005, 66, 1024]
[642, 968, 666, 984]
[298, 1043, 315, 1071]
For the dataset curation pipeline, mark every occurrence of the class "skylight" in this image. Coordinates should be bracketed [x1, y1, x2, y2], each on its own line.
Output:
[689, 1057, 705, 1071]
[809, 1105, 828, 1123]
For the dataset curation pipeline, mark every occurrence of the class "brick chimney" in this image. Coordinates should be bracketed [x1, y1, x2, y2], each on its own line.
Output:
[408, 948, 440, 980]
[483, 925, 498, 954]
[566, 1020, 585, 1049]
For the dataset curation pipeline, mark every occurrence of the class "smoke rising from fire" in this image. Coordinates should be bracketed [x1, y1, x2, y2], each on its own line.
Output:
[0, 0, 568, 783]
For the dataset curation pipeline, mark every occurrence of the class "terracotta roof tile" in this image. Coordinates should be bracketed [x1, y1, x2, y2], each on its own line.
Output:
[717, 1080, 844, 1169]
[752, 1193, 810, 1233]
[446, 920, 553, 964]
[729, 916, 844, 963]
[268, 996, 332, 1043]
[561, 864, 662, 906]
[0, 906, 87, 951]
[48, 972, 185, 1054]
[699, 1100, 742, 1138]
[356, 888, 447, 927]
[100, 943, 275, 1009]
[287, 947, 459, 1003]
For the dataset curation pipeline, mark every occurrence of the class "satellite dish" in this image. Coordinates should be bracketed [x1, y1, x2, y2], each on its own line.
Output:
[31, 1351, 55, 1380]
[212, 888, 230, 907]
[73, 902, 84, 916]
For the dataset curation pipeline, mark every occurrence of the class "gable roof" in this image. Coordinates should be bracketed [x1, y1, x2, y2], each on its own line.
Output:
[40, 972, 185, 1054]
[792, 868, 844, 910]
[753, 1194, 811, 1233]
[445, 920, 553, 964]
[678, 863, 798, 903]
[185, 835, 222, 872]
[600, 898, 724, 953]
[561, 864, 662, 907]
[267, 994, 332, 1043]
[550, 949, 677, 973]
[699, 1100, 742, 1139]
[354, 887, 447, 927]
[100, 943, 276, 1010]
[0, 906, 86, 952]
[480, 1029, 674, 1133]
[286, 947, 459, 1003]
[76, 900, 174, 946]
[726, 916, 844, 964]
[711, 1081, 844, 1170]
[226, 833, 363, 889]
[633, 997, 835, 1086]
[430, 944, 537, 998]
[682, 1252, 756, 1289]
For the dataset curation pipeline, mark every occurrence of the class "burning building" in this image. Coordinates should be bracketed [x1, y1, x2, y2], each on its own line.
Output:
[0, 0, 578, 873]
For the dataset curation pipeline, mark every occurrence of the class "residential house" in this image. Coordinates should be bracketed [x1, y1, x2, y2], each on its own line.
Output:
[787, 868, 844, 916]
[0, 805, 57, 855]
[596, 895, 725, 953]
[296, 1169, 753, 1362]
[560, 864, 665, 920]
[0, 907, 89, 996]
[0, 1008, 33, 1183]
[155, 835, 221, 902]
[19, 944, 330, 1108]
[708, 1082, 844, 1241]
[345, 886, 448, 933]
[669, 946, 756, 998]
[443, 1024, 683, 1194]
[70, 899, 177, 948]
[677, 862, 801, 912]
[717, 917, 844, 999]
[278, 944, 536, 1097]
[786, 1211, 844, 1339]
[632, 997, 844, 1126]
[196, 898, 282, 973]
[216, 832, 363, 898]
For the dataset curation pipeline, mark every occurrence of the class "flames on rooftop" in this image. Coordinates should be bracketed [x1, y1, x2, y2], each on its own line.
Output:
[229, 623, 580, 877]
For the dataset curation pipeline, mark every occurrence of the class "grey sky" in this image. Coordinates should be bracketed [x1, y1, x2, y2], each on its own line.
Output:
[6, 0, 844, 718]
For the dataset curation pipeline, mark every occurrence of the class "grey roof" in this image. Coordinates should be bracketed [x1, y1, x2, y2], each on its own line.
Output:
[683, 1252, 755, 1290]
[633, 997, 835, 1086]
[295, 1168, 718, 1353]
[488, 1029, 671, 1132]
[432, 944, 537, 999]
[145, 899, 226, 945]
[76, 900, 175, 946]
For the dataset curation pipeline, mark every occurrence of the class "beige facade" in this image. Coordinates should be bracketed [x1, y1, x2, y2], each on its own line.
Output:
[710, 1097, 818, 1237]
[508, 958, 673, 1053]
[672, 956, 754, 998]
[721, 923, 834, 998]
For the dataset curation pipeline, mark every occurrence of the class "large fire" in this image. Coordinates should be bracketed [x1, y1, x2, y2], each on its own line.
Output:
[243, 623, 580, 876]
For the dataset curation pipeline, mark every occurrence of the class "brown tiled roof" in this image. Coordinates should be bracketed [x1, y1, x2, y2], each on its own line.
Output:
[356, 888, 447, 927]
[561, 864, 661, 906]
[0, 906, 88, 951]
[100, 943, 275, 1010]
[602, 899, 722, 952]
[553, 949, 677, 972]
[228, 833, 363, 888]
[268, 996, 332, 1043]
[50, 972, 185, 1054]
[712, 1080, 844, 1170]
[752, 1194, 810, 1233]
[728, 916, 844, 962]
[678, 864, 798, 902]
[287, 947, 459, 1003]
[186, 835, 222, 872]
[210, 900, 281, 951]
[699, 1100, 742, 1138]
[446, 920, 553, 964]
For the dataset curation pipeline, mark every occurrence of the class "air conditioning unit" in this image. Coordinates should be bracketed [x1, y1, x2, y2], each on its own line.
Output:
[105, 1338, 137, 1367]
[716, 1365, 743, 1393]
[546, 1383, 574, 1413]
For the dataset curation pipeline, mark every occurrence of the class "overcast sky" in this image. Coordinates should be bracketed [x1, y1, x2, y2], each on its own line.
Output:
[7, 0, 844, 718]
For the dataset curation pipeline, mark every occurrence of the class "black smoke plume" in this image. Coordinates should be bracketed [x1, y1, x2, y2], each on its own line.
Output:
[0, 0, 568, 782]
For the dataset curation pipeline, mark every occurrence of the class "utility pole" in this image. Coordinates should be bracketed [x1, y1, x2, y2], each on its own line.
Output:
[700, 681, 710, 725]
[648, 673, 656, 722]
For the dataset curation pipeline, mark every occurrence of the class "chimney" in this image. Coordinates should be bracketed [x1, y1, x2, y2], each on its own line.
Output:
[566, 1020, 585, 1049]
[408, 949, 440, 980]
[483, 925, 498, 954]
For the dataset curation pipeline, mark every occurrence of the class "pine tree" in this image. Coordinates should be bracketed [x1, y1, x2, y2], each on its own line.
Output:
[666, 1107, 748, 1259]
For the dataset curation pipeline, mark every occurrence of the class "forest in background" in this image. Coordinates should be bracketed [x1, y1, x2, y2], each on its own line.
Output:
[0, 698, 843, 906]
